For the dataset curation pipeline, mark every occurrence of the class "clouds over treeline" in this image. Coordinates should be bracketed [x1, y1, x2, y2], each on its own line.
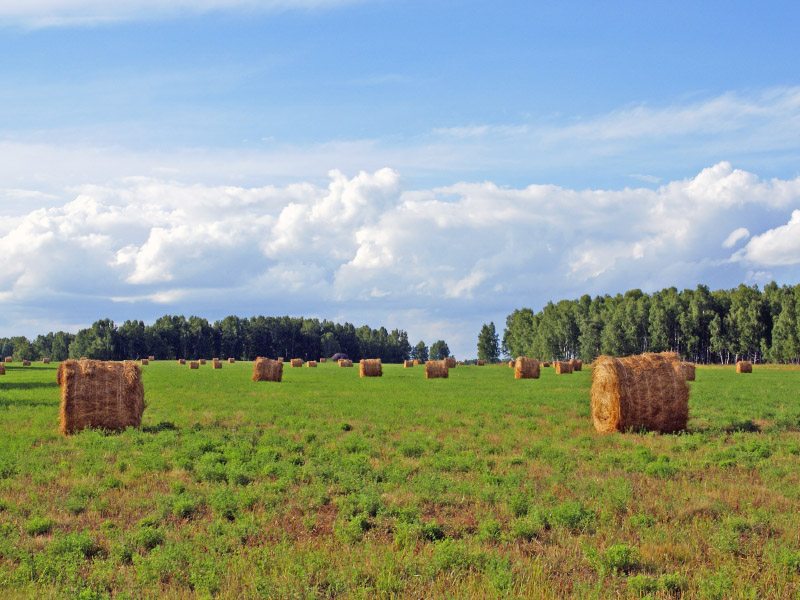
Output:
[1, 162, 800, 355]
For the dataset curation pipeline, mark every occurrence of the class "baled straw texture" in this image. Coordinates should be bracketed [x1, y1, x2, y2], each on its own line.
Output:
[148, 356, 155, 361]
[445, 357, 456, 368]
[42, 358, 51, 364]
[228, 358, 236, 364]
[590, 352, 689, 434]
[290, 358, 303, 368]
[515, 357, 540, 379]
[199, 359, 207, 365]
[22, 360, 31, 366]
[403, 360, 414, 368]
[425, 360, 449, 379]
[737, 361, 752, 373]
[413, 359, 422, 366]
[570, 359, 583, 371]
[58, 359, 145, 435]
[306, 361, 317, 368]
[211, 360, 222, 369]
[189, 361, 199, 369]
[4, 357, 11, 363]
[338, 359, 353, 367]
[178, 359, 186, 365]
[252, 357, 283, 382]
[542, 361, 551, 367]
[476, 360, 485, 366]
[508, 360, 514, 368]
[679, 362, 696, 381]
[319, 358, 327, 363]
[359, 359, 383, 377]
[140, 359, 149, 365]
[278, 357, 284, 363]
[554, 361, 573, 374]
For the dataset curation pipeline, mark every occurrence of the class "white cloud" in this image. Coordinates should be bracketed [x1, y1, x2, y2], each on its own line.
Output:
[734, 210, 800, 266]
[722, 227, 750, 248]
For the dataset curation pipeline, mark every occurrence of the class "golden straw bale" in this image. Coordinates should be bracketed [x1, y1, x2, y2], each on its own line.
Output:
[140, 359, 149, 365]
[515, 357, 540, 379]
[508, 360, 514, 368]
[252, 357, 283, 382]
[425, 360, 449, 379]
[22, 360, 31, 366]
[4, 357, 11, 363]
[42, 358, 51, 364]
[413, 360, 421, 366]
[554, 361, 573, 374]
[147, 356, 155, 361]
[58, 359, 145, 435]
[445, 357, 456, 368]
[306, 361, 317, 368]
[359, 359, 383, 377]
[736, 361, 752, 373]
[476, 360, 485, 366]
[338, 359, 353, 367]
[319, 358, 327, 363]
[290, 358, 303, 368]
[198, 359, 207, 365]
[403, 360, 414, 368]
[542, 361, 551, 367]
[278, 357, 284, 363]
[228, 358, 236, 364]
[569, 359, 583, 371]
[178, 359, 186, 365]
[679, 362, 696, 381]
[591, 352, 689, 434]
[189, 361, 199, 369]
[0, 364, 5, 375]
[211, 360, 222, 369]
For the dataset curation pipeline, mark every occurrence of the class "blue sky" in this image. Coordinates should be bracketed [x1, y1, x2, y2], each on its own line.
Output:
[1, 0, 800, 357]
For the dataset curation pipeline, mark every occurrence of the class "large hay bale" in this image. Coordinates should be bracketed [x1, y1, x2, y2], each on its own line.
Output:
[22, 360, 31, 366]
[189, 361, 199, 369]
[515, 357, 540, 379]
[508, 360, 514, 368]
[476, 360, 485, 366]
[140, 359, 149, 365]
[58, 359, 145, 435]
[147, 356, 155, 361]
[591, 352, 689, 434]
[425, 360, 449, 379]
[306, 361, 317, 368]
[542, 361, 551, 367]
[290, 358, 303, 368]
[445, 357, 456, 368]
[199, 359, 207, 365]
[228, 358, 236, 364]
[339, 359, 353, 367]
[4, 357, 11, 363]
[554, 361, 573, 374]
[0, 364, 5, 375]
[737, 361, 752, 374]
[278, 357, 284, 363]
[211, 360, 222, 369]
[359, 359, 382, 377]
[570, 359, 583, 371]
[252, 357, 283, 382]
[679, 362, 696, 381]
[178, 359, 186, 365]
[42, 358, 51, 364]
[403, 360, 414, 368]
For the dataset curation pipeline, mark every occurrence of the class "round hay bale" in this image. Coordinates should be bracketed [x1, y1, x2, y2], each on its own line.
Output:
[147, 356, 155, 362]
[253, 357, 283, 382]
[290, 358, 303, 368]
[211, 360, 222, 369]
[319, 358, 327, 363]
[403, 360, 414, 368]
[476, 360, 485, 366]
[42, 358, 51, 364]
[306, 360, 317, 368]
[445, 357, 456, 369]
[359, 359, 382, 377]
[338, 359, 353, 367]
[515, 357, 540, 379]
[58, 359, 145, 435]
[22, 360, 31, 366]
[228, 358, 236, 364]
[542, 361, 551, 367]
[4, 357, 11, 363]
[590, 352, 689, 434]
[736, 361, 752, 374]
[554, 361, 573, 374]
[177, 359, 186, 365]
[189, 361, 199, 369]
[278, 357, 284, 363]
[198, 359, 207, 365]
[425, 360, 448, 379]
[413, 359, 422, 366]
[140, 359, 149, 365]
[570, 359, 583, 371]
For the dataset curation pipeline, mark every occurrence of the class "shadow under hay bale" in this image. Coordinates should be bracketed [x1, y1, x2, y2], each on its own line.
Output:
[403, 360, 414, 368]
[679, 362, 696, 381]
[570, 359, 583, 371]
[253, 357, 282, 382]
[554, 361, 573, 374]
[591, 352, 689, 434]
[360, 359, 382, 377]
[189, 361, 199, 369]
[58, 359, 145, 435]
[445, 357, 456, 368]
[515, 357, 540, 379]
[425, 360, 448, 379]
[306, 361, 317, 368]
[338, 359, 353, 367]
[290, 358, 303, 368]
[736, 361, 752, 373]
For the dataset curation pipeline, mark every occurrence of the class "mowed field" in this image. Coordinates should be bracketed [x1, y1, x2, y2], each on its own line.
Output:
[1, 361, 800, 599]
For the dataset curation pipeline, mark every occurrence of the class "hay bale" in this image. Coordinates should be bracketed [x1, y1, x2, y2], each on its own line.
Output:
[228, 357, 236, 364]
[515, 357, 540, 379]
[22, 360, 31, 366]
[338, 359, 353, 367]
[147, 356, 155, 361]
[58, 359, 145, 435]
[211, 360, 222, 369]
[425, 360, 449, 379]
[737, 361, 752, 374]
[403, 360, 414, 368]
[476, 360, 485, 366]
[413, 359, 422, 366]
[319, 358, 327, 363]
[0, 364, 5, 375]
[306, 361, 317, 368]
[359, 359, 382, 377]
[445, 357, 456, 368]
[508, 360, 514, 368]
[189, 361, 199, 369]
[252, 357, 282, 382]
[278, 357, 284, 363]
[290, 358, 303, 368]
[554, 361, 573, 374]
[4, 357, 11, 363]
[42, 358, 51, 364]
[590, 352, 689, 434]
[679, 362, 696, 381]
[199, 359, 207, 365]
[140, 359, 149, 365]
[570, 359, 583, 371]
[178, 359, 186, 365]
[542, 361, 551, 367]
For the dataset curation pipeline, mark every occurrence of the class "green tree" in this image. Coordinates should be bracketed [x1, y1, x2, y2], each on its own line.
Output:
[430, 340, 450, 361]
[411, 341, 429, 362]
[477, 322, 500, 362]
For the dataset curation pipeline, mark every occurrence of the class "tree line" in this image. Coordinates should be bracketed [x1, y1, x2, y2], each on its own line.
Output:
[0, 315, 449, 364]
[502, 282, 800, 364]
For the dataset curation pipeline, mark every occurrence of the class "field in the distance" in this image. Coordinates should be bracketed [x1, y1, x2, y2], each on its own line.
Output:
[1, 361, 800, 599]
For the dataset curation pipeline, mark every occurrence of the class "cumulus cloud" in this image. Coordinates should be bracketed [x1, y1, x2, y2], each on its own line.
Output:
[2, 162, 800, 356]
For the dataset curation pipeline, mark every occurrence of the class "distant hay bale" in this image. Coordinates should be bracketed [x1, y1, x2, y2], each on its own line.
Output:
[458, 361, 464, 365]
[58, 359, 145, 435]
[306, 361, 317, 368]
[425, 360, 449, 379]
[319, 358, 327, 363]
[22, 360, 31, 366]
[199, 359, 207, 365]
[147, 356, 155, 361]
[338, 359, 353, 367]
[189, 361, 199, 369]
[554, 361, 573, 374]
[413, 359, 422, 366]
[252, 357, 283, 382]
[445, 357, 456, 368]
[515, 357, 540, 379]
[476, 360, 485, 366]
[42, 358, 51, 364]
[0, 364, 5, 375]
[570, 359, 583, 371]
[679, 362, 696, 381]
[290, 358, 303, 368]
[359, 359, 382, 377]
[211, 360, 222, 369]
[227, 358, 235, 364]
[541, 362, 551, 367]
[178, 359, 186, 365]
[591, 352, 689, 434]
[4, 357, 11, 363]
[140, 359, 149, 365]
[403, 360, 414, 368]
[737, 361, 752, 374]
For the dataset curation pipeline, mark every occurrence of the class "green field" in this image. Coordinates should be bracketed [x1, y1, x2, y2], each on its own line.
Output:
[1, 361, 800, 599]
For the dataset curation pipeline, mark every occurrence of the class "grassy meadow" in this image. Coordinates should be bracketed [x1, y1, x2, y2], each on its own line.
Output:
[1, 360, 800, 599]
